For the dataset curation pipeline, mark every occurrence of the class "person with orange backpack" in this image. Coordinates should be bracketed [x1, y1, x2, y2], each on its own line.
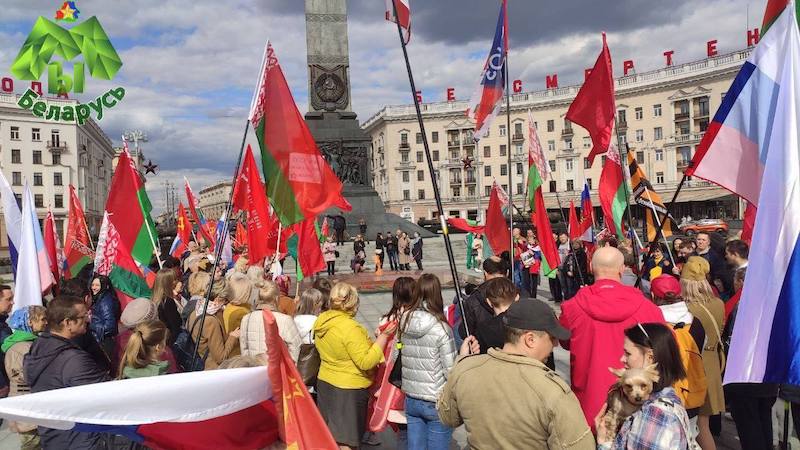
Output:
[650, 275, 708, 431]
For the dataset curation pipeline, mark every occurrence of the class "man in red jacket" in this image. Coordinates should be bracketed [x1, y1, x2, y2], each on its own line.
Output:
[558, 246, 665, 429]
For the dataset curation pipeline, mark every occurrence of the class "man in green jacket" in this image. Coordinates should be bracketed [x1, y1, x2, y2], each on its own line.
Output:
[437, 299, 595, 449]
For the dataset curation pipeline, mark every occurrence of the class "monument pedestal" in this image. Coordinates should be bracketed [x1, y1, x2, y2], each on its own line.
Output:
[305, 112, 433, 239]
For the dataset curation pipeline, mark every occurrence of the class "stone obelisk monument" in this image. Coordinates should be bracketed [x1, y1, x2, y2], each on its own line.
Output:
[304, 0, 431, 238]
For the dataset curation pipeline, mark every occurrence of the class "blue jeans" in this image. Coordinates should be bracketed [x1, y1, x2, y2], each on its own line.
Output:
[388, 250, 400, 270]
[405, 397, 452, 450]
[513, 260, 523, 288]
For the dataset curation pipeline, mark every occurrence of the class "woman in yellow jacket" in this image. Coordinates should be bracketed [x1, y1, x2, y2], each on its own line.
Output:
[314, 282, 396, 449]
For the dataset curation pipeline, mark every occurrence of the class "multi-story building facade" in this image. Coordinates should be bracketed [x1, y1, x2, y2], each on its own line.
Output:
[363, 48, 749, 226]
[198, 181, 233, 220]
[0, 92, 115, 254]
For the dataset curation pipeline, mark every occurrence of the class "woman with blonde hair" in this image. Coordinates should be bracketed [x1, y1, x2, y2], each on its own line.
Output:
[222, 273, 253, 356]
[681, 256, 725, 450]
[240, 281, 302, 361]
[294, 288, 325, 345]
[118, 320, 170, 379]
[186, 295, 240, 370]
[152, 269, 183, 345]
[182, 271, 212, 325]
[314, 282, 396, 449]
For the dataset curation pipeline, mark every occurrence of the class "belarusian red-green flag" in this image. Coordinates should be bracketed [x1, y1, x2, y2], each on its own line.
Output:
[249, 42, 351, 226]
[527, 115, 559, 278]
[599, 145, 628, 240]
[64, 184, 93, 278]
[105, 150, 158, 267]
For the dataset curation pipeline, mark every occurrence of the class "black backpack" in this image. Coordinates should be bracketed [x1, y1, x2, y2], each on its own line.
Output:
[171, 316, 210, 372]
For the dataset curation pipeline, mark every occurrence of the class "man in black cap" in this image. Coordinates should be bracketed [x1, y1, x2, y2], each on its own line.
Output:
[437, 299, 594, 449]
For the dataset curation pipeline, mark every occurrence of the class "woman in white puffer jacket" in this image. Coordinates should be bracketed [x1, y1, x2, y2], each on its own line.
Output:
[240, 281, 302, 362]
[399, 273, 456, 450]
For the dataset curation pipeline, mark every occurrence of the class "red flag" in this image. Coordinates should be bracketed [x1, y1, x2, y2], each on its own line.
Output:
[232, 145, 274, 264]
[170, 203, 192, 257]
[291, 218, 326, 278]
[385, 0, 411, 44]
[263, 309, 338, 449]
[64, 185, 93, 279]
[184, 179, 215, 251]
[741, 202, 756, 245]
[447, 218, 485, 234]
[235, 221, 248, 248]
[566, 33, 616, 166]
[531, 190, 561, 276]
[43, 210, 63, 288]
[485, 182, 510, 256]
[568, 201, 581, 240]
[250, 42, 351, 227]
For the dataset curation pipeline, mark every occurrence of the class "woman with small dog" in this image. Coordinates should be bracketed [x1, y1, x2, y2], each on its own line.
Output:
[595, 322, 692, 449]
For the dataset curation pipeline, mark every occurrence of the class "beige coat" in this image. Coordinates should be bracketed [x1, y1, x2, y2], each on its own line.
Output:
[438, 349, 595, 450]
[688, 298, 726, 415]
[4, 340, 36, 433]
[398, 235, 411, 265]
[187, 310, 238, 370]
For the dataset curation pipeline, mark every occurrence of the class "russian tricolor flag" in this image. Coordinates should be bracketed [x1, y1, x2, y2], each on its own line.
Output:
[0, 367, 279, 449]
[715, 5, 800, 385]
[466, 0, 508, 141]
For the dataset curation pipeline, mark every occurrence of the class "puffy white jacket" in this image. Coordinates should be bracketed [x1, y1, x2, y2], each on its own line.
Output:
[400, 309, 456, 402]
[240, 305, 302, 362]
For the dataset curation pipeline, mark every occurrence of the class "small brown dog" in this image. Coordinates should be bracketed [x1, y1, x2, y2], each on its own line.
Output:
[601, 364, 660, 437]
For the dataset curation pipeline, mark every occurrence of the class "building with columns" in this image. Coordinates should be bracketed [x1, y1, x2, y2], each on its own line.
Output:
[0, 92, 115, 256]
[362, 48, 749, 225]
[198, 180, 232, 220]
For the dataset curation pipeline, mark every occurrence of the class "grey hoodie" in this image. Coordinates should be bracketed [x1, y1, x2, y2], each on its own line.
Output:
[400, 309, 456, 402]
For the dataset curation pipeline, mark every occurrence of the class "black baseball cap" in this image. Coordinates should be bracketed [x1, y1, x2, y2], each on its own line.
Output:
[503, 299, 571, 340]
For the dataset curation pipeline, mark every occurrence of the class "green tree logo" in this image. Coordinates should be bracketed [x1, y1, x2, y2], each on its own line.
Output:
[10, 16, 122, 94]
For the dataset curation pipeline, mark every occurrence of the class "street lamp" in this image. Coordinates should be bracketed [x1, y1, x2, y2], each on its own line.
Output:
[122, 130, 148, 165]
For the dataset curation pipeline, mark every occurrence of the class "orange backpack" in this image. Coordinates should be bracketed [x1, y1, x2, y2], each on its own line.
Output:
[671, 322, 708, 410]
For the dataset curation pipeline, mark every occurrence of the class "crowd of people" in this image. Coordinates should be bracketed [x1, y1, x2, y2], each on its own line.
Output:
[0, 225, 796, 450]
[323, 227, 424, 276]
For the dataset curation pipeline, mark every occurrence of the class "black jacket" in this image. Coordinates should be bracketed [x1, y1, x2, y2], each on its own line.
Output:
[24, 332, 111, 450]
[0, 315, 11, 388]
[386, 236, 399, 252]
[90, 291, 119, 343]
[457, 282, 494, 339]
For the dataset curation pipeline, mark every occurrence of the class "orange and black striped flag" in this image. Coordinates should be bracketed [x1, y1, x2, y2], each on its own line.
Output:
[626, 152, 674, 242]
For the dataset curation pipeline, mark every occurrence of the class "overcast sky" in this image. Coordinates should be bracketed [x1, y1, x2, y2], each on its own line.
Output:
[0, 0, 760, 214]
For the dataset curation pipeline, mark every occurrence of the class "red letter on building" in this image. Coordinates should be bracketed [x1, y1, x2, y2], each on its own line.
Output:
[415, 90, 422, 103]
[663, 50, 674, 66]
[707, 40, 718, 57]
[30, 81, 43, 96]
[446, 87, 455, 101]
[748, 28, 760, 47]
[1, 78, 13, 93]
[623, 60, 634, 76]
[545, 74, 558, 89]
[584, 69, 592, 81]
[512, 79, 522, 93]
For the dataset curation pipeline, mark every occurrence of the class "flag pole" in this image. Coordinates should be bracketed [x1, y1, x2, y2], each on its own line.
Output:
[503, 10, 515, 284]
[190, 120, 251, 368]
[642, 189, 676, 266]
[389, 0, 468, 335]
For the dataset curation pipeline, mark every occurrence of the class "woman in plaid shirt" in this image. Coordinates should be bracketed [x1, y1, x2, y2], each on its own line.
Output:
[596, 323, 695, 450]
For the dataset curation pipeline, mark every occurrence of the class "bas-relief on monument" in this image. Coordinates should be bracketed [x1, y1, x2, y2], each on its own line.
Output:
[303, 0, 432, 237]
